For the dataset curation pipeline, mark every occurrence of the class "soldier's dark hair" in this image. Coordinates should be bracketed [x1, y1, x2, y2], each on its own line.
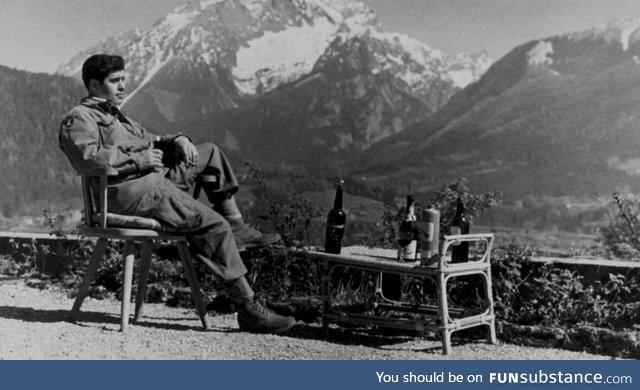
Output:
[81, 54, 125, 89]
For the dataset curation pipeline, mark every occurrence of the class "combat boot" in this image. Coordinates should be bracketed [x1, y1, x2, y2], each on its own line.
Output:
[237, 298, 296, 334]
[227, 277, 295, 335]
[229, 218, 281, 249]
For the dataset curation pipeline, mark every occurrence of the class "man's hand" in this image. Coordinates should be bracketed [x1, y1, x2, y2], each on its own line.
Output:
[175, 136, 198, 166]
[138, 148, 164, 171]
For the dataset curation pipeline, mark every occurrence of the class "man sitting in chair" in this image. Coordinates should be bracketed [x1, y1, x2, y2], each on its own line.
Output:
[59, 54, 295, 335]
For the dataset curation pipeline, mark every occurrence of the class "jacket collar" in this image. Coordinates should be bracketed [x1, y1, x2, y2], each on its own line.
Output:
[81, 96, 113, 112]
[80, 97, 128, 122]
[81, 96, 106, 107]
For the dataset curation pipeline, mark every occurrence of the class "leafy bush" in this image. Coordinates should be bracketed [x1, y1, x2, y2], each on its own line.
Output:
[430, 178, 501, 229]
[371, 178, 501, 249]
[600, 193, 640, 260]
[490, 244, 640, 330]
[243, 247, 322, 301]
[490, 244, 535, 323]
[243, 163, 324, 248]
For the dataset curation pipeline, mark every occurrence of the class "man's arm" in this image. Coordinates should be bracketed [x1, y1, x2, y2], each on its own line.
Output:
[126, 117, 198, 167]
[152, 134, 198, 167]
[58, 111, 158, 176]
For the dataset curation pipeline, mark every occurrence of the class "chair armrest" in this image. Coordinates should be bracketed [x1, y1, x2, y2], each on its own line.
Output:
[81, 167, 119, 176]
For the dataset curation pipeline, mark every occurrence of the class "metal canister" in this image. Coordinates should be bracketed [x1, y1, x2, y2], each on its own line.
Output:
[420, 204, 440, 266]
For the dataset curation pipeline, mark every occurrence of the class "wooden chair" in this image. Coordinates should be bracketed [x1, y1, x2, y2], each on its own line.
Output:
[69, 168, 215, 332]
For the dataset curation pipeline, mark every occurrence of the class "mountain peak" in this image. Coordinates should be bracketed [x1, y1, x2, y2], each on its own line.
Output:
[58, 0, 487, 96]
[356, 14, 640, 201]
[56, 0, 491, 165]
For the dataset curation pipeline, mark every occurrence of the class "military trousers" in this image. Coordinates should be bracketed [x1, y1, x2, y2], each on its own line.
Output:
[111, 143, 247, 282]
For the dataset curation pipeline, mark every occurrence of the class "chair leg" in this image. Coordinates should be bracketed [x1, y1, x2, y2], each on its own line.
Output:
[121, 241, 136, 332]
[134, 240, 153, 321]
[70, 238, 108, 322]
[176, 241, 210, 329]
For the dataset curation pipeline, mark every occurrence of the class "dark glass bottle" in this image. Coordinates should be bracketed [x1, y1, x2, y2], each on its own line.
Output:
[397, 195, 418, 261]
[382, 195, 417, 301]
[324, 180, 346, 254]
[450, 198, 470, 263]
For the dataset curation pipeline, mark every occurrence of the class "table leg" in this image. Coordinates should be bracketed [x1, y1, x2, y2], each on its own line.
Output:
[437, 272, 451, 354]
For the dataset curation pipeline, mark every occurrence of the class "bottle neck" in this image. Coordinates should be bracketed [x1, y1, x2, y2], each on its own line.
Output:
[333, 186, 343, 209]
[456, 199, 464, 216]
[405, 195, 415, 219]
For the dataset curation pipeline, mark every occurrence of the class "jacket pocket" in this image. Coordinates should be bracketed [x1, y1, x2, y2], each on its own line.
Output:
[152, 190, 204, 232]
[97, 115, 119, 144]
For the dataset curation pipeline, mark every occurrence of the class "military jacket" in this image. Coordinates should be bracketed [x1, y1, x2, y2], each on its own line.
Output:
[59, 97, 182, 216]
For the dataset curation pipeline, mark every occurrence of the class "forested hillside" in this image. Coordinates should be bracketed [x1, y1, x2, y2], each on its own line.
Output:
[0, 65, 85, 217]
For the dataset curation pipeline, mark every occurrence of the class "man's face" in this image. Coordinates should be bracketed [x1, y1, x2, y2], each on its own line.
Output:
[92, 70, 126, 105]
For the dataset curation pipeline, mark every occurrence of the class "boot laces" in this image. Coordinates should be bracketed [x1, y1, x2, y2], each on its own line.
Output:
[248, 299, 271, 317]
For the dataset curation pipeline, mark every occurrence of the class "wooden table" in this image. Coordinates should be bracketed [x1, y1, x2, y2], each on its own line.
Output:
[304, 233, 497, 354]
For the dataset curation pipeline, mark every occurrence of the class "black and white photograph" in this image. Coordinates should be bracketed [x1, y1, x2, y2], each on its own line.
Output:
[1, 0, 640, 363]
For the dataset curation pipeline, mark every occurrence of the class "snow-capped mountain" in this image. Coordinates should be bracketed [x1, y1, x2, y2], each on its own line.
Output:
[58, 0, 490, 165]
[354, 16, 640, 199]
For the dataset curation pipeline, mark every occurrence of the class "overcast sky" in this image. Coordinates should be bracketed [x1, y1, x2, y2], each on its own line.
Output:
[2, 0, 640, 74]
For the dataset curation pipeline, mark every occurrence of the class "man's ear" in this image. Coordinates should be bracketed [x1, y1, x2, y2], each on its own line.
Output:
[88, 79, 100, 94]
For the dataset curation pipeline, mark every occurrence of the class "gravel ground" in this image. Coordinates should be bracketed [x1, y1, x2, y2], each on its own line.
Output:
[0, 278, 613, 360]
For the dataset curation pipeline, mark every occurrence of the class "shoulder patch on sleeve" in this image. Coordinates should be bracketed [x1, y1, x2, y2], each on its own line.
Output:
[62, 115, 74, 129]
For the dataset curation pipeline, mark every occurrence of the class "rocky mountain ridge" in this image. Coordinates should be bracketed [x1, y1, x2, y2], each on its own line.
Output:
[353, 16, 640, 200]
[57, 0, 490, 164]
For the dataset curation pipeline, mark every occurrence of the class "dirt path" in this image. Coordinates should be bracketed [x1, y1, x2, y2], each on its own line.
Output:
[0, 278, 612, 360]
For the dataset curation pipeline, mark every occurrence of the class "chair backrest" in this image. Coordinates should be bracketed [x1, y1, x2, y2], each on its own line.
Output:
[81, 176, 109, 228]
